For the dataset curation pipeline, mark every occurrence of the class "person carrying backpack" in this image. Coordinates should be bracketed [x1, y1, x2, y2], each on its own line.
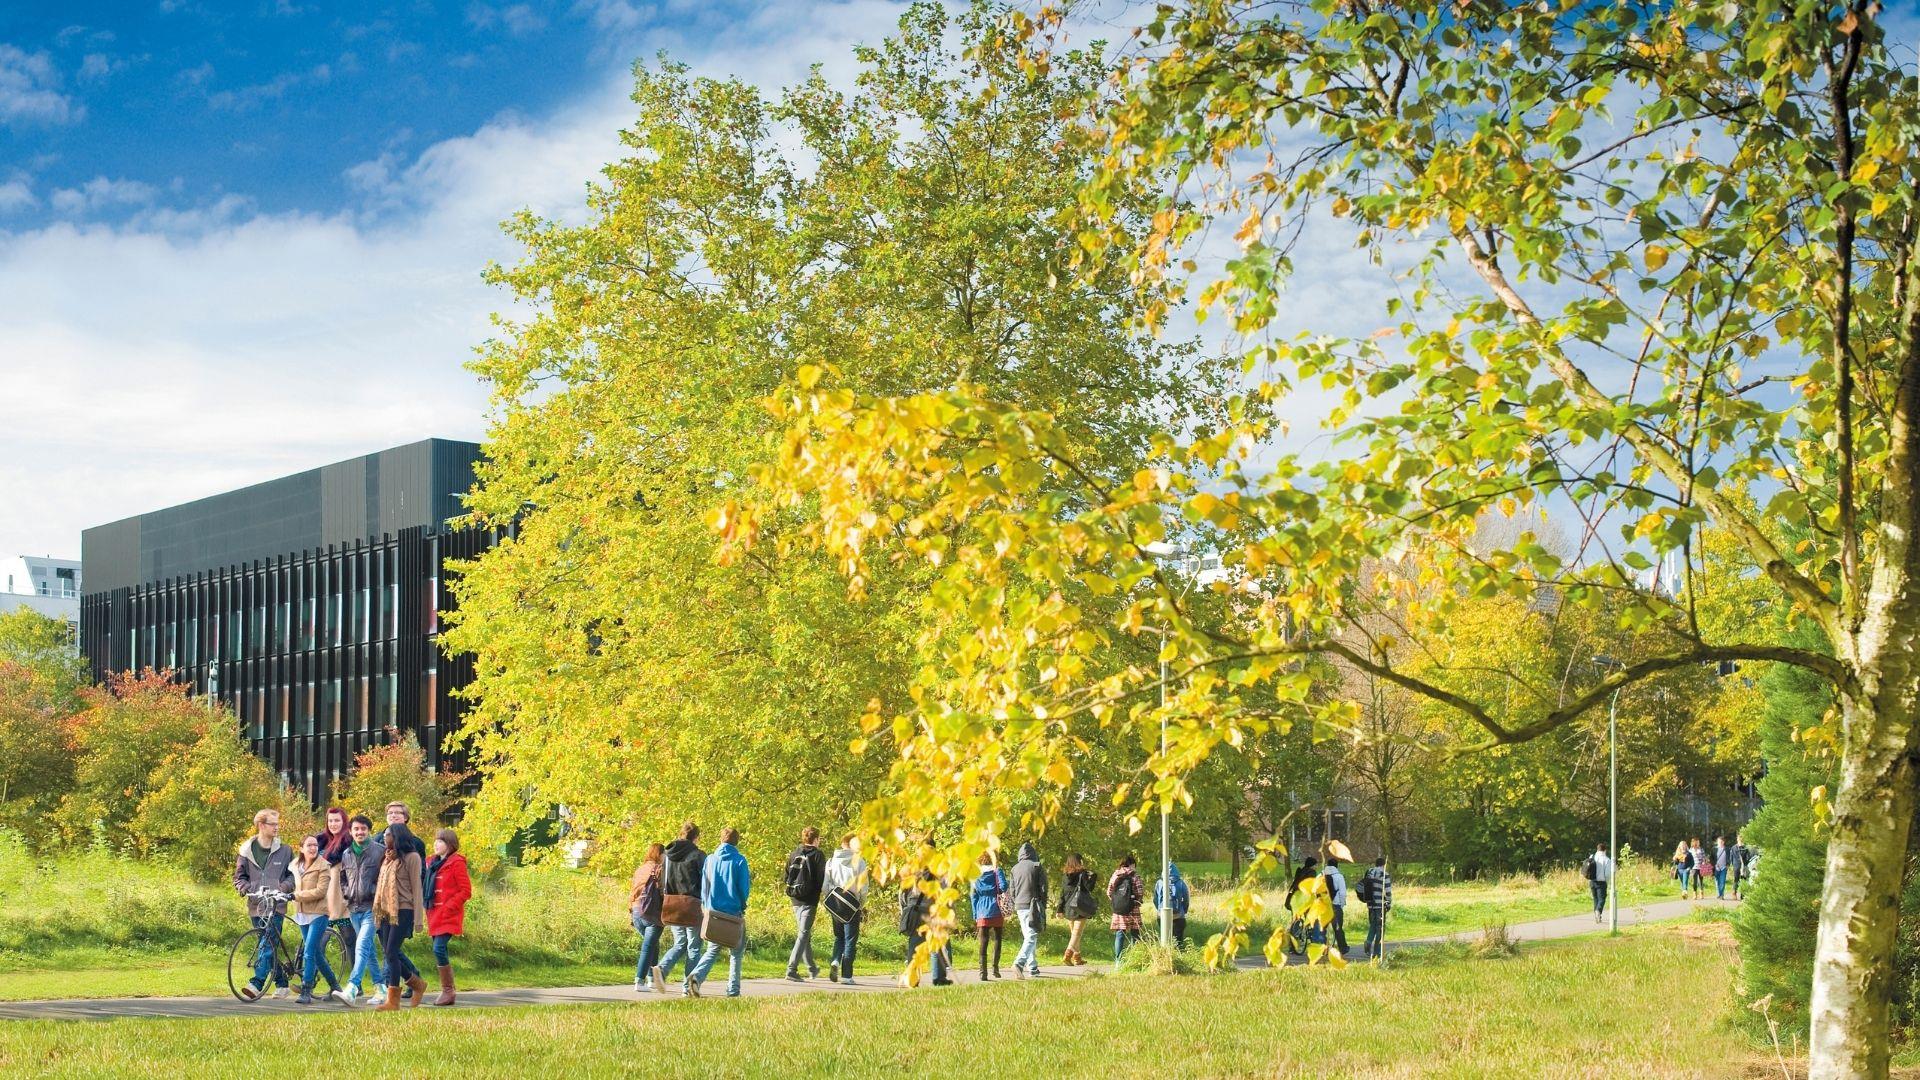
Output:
[784, 826, 828, 982]
[1584, 843, 1613, 924]
[1056, 853, 1097, 966]
[1359, 856, 1393, 960]
[971, 852, 1009, 980]
[1108, 854, 1144, 960]
[629, 842, 666, 993]
[900, 845, 951, 987]
[823, 833, 869, 984]
[1154, 862, 1191, 949]
[1729, 835, 1750, 900]
[650, 822, 706, 993]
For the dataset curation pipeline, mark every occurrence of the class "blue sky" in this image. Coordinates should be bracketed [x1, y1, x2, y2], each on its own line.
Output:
[0, 1, 905, 563]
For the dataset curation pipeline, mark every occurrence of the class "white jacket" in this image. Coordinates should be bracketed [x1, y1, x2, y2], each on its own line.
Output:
[824, 848, 869, 900]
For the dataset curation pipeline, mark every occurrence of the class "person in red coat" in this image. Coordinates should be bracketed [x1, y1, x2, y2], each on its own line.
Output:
[423, 828, 473, 1006]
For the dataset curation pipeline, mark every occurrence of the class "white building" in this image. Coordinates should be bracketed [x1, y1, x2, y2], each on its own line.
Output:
[1, 555, 82, 642]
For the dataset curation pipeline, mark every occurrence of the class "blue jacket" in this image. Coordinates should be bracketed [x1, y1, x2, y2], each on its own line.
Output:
[701, 842, 752, 916]
[970, 867, 1007, 922]
[1155, 862, 1191, 916]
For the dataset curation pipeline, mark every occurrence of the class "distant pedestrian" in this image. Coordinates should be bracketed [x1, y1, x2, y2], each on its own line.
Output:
[1688, 838, 1708, 894]
[1671, 841, 1693, 899]
[629, 842, 666, 993]
[1154, 862, 1191, 949]
[1057, 853, 1096, 966]
[1284, 857, 1321, 955]
[1108, 854, 1144, 960]
[651, 822, 706, 993]
[687, 826, 751, 998]
[971, 852, 1009, 980]
[1584, 843, 1613, 924]
[233, 807, 296, 1001]
[1009, 842, 1047, 977]
[1322, 856, 1350, 955]
[372, 821, 426, 1011]
[1712, 836, 1730, 900]
[1359, 856, 1393, 959]
[823, 833, 869, 984]
[784, 827, 828, 982]
[900, 845, 951, 987]
[290, 834, 345, 1005]
[423, 828, 471, 1007]
[1729, 836, 1750, 900]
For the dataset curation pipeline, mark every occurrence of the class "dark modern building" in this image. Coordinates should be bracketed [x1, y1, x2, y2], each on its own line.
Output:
[80, 438, 500, 801]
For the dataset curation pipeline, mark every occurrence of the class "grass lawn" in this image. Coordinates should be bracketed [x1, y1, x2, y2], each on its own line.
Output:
[0, 923, 1777, 1078]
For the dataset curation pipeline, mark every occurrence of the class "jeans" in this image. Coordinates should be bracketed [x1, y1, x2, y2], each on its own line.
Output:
[250, 913, 290, 989]
[1014, 906, 1041, 971]
[1171, 915, 1188, 948]
[1591, 880, 1609, 916]
[830, 914, 860, 978]
[1113, 929, 1138, 959]
[910, 926, 949, 983]
[788, 904, 819, 976]
[431, 933, 453, 966]
[1365, 908, 1386, 959]
[1714, 868, 1728, 898]
[300, 917, 338, 990]
[1330, 905, 1349, 953]
[347, 910, 384, 992]
[380, 910, 419, 984]
[631, 914, 663, 983]
[690, 929, 746, 996]
[658, 924, 698, 982]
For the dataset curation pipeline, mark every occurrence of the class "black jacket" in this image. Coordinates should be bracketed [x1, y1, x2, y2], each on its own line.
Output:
[786, 844, 827, 905]
[663, 838, 707, 897]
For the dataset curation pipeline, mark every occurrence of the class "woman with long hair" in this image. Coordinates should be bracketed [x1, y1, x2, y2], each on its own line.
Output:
[315, 807, 350, 860]
[290, 834, 345, 1005]
[1057, 853, 1095, 966]
[423, 828, 471, 1006]
[628, 842, 666, 993]
[372, 822, 426, 1010]
[1672, 841, 1693, 899]
[1108, 853, 1144, 960]
[970, 851, 1009, 980]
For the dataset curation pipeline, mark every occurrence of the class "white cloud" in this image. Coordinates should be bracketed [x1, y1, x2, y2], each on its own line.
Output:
[206, 63, 331, 111]
[468, 3, 548, 36]
[0, 44, 81, 128]
[0, 177, 34, 214]
[47, 176, 157, 216]
[0, 0, 908, 563]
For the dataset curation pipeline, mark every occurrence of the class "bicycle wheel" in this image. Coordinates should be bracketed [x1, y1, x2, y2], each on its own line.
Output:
[227, 928, 273, 1001]
[319, 926, 353, 994]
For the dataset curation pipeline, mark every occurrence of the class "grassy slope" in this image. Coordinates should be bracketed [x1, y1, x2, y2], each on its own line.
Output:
[0, 924, 1751, 1079]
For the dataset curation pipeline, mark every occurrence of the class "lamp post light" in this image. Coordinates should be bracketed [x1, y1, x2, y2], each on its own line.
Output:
[1594, 655, 1623, 935]
[1142, 540, 1191, 951]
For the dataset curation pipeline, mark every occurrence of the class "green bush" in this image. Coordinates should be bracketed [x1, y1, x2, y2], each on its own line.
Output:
[57, 672, 208, 848]
[328, 730, 465, 828]
[129, 725, 298, 882]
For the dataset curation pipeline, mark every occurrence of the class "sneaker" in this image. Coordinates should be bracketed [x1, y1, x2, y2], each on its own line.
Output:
[827, 969, 838, 984]
[687, 980, 702, 999]
[932, 978, 953, 987]
[635, 977, 646, 993]
[296, 988, 313, 1005]
[651, 967, 666, 995]
[271, 986, 293, 1000]
[726, 990, 741, 998]
[809, 968, 821, 980]
[240, 982, 263, 1002]
[330, 988, 352, 1005]
[372, 983, 388, 1002]
[784, 972, 805, 983]
[842, 976, 855, 986]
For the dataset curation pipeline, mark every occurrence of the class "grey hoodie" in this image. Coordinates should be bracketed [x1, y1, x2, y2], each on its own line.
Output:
[824, 847, 869, 901]
[1009, 842, 1048, 912]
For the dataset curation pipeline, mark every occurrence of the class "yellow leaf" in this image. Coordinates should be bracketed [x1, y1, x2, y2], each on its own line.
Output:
[797, 364, 822, 389]
[1644, 245, 1669, 271]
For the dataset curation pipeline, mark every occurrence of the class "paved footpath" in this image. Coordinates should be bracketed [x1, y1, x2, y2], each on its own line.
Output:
[0, 896, 1731, 1022]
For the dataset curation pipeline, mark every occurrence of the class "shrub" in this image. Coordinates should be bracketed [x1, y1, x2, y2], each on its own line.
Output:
[129, 724, 304, 881]
[1114, 940, 1212, 976]
[330, 729, 466, 828]
[57, 671, 209, 846]
[0, 660, 75, 845]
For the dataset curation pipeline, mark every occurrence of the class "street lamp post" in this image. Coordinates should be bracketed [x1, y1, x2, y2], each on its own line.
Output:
[1594, 655, 1623, 935]
[1143, 540, 1189, 951]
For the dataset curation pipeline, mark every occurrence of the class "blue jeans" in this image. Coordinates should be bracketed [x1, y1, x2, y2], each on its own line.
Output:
[830, 914, 860, 978]
[1015, 907, 1041, 971]
[431, 933, 453, 966]
[300, 918, 338, 990]
[657, 924, 698, 982]
[1715, 868, 1728, 898]
[251, 913, 290, 989]
[348, 910, 385, 991]
[631, 914, 662, 982]
[1365, 909, 1385, 959]
[690, 928, 746, 996]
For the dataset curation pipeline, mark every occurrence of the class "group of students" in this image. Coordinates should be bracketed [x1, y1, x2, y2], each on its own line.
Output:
[232, 803, 473, 1009]
[1281, 854, 1395, 959]
[1673, 835, 1752, 900]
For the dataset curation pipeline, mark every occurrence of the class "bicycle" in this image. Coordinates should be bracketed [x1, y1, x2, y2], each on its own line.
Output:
[226, 889, 351, 1002]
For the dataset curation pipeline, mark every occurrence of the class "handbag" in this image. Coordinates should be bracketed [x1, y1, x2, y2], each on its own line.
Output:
[993, 869, 1013, 918]
[824, 885, 862, 924]
[662, 893, 702, 927]
[701, 908, 745, 950]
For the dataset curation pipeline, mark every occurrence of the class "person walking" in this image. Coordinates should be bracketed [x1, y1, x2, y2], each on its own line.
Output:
[1712, 836, 1730, 900]
[784, 826, 828, 982]
[651, 822, 706, 993]
[1584, 843, 1613, 924]
[290, 834, 346, 1005]
[823, 832, 868, 984]
[1322, 855, 1351, 956]
[333, 814, 385, 1005]
[372, 821, 427, 1011]
[1009, 842, 1047, 977]
[1688, 838, 1708, 896]
[1108, 854, 1144, 961]
[687, 826, 751, 998]
[629, 842, 666, 993]
[233, 808, 297, 1001]
[971, 852, 1009, 980]
[1284, 857, 1320, 955]
[1671, 841, 1693, 899]
[1154, 862, 1191, 949]
[1359, 856, 1393, 959]
[1729, 835, 1750, 900]
[1057, 853, 1096, 966]
[899, 860, 951, 987]
[423, 828, 471, 1007]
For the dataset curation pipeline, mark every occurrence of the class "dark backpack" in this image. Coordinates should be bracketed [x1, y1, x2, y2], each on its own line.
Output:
[1108, 872, 1136, 914]
[1582, 857, 1597, 882]
[785, 851, 814, 900]
[1356, 872, 1377, 904]
[898, 887, 927, 936]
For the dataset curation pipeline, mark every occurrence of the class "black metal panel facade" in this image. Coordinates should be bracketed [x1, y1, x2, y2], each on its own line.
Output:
[78, 440, 497, 803]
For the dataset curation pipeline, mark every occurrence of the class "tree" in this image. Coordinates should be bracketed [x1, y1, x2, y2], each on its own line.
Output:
[447, 1, 1219, 880]
[743, 3, 1920, 1070]
[59, 671, 209, 847]
[330, 730, 466, 830]
[0, 608, 86, 705]
[130, 721, 300, 881]
[0, 660, 75, 845]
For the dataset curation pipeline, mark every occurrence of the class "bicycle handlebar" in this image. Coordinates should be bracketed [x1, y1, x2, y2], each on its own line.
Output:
[245, 888, 294, 902]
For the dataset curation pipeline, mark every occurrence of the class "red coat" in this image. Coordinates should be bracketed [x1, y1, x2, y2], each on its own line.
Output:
[425, 853, 473, 937]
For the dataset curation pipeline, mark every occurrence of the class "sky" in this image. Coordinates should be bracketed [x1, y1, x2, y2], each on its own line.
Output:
[0, 0, 904, 563]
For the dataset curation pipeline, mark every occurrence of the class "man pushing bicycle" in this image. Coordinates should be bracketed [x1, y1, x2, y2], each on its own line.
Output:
[234, 807, 297, 1001]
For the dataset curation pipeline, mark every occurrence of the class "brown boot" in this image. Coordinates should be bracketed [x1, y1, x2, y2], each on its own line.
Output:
[406, 973, 428, 1009]
[375, 985, 401, 1012]
[431, 965, 455, 1007]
